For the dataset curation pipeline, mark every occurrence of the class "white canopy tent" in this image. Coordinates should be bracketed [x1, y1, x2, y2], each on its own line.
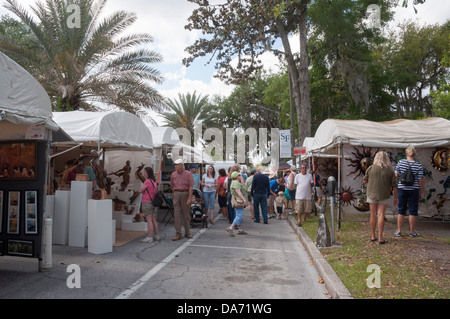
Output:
[52, 111, 154, 150]
[0, 52, 59, 139]
[310, 118, 450, 155]
[52, 111, 155, 189]
[0, 51, 62, 268]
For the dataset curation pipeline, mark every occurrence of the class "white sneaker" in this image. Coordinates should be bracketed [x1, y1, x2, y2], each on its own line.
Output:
[225, 227, 235, 237]
[141, 237, 154, 243]
[153, 235, 160, 241]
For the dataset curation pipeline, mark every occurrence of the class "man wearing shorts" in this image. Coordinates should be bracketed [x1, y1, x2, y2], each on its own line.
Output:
[294, 164, 313, 226]
[395, 146, 424, 237]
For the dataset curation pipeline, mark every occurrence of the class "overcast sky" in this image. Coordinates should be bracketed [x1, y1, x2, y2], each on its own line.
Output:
[1, 0, 449, 125]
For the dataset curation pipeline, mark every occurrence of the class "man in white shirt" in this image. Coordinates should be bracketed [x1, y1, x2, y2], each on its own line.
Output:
[294, 164, 314, 226]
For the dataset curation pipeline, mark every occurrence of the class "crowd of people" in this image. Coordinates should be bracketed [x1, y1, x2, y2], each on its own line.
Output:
[136, 145, 424, 245]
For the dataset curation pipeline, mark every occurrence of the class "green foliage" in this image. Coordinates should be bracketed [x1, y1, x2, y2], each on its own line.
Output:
[0, 0, 164, 119]
[381, 20, 450, 118]
[161, 91, 214, 137]
[430, 35, 450, 119]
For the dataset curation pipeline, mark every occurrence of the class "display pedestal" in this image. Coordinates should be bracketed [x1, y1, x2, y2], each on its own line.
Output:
[53, 191, 70, 245]
[121, 214, 148, 231]
[88, 199, 113, 254]
[69, 181, 92, 247]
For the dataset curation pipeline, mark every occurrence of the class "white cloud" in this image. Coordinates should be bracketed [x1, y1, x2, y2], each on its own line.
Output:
[159, 75, 235, 102]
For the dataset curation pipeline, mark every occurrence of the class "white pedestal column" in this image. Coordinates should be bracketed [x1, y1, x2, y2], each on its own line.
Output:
[53, 190, 70, 245]
[69, 181, 92, 247]
[88, 199, 113, 254]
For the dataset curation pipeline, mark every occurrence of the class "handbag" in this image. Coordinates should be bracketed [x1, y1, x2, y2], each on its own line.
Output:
[231, 194, 246, 208]
[146, 180, 164, 207]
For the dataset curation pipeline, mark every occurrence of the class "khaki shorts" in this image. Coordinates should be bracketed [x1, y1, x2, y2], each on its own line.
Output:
[295, 199, 312, 213]
[268, 195, 275, 207]
[142, 201, 157, 216]
[366, 197, 390, 205]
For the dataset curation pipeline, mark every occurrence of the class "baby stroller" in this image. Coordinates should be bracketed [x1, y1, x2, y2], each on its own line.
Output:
[190, 188, 208, 228]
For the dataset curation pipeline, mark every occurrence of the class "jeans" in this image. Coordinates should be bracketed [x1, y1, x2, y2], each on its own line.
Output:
[253, 193, 268, 222]
[233, 207, 245, 226]
[398, 188, 419, 216]
[203, 191, 215, 210]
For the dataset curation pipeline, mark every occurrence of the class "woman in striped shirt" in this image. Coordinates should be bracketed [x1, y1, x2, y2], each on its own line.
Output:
[395, 146, 424, 238]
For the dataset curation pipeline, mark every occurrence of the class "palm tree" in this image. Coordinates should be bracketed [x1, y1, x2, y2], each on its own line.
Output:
[1, 0, 164, 120]
[161, 91, 215, 136]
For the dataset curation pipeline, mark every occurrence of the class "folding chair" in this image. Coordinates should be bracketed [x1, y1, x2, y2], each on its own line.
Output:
[161, 193, 175, 226]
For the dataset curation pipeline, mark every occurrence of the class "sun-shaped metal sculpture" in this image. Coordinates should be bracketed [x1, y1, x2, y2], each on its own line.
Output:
[319, 158, 338, 177]
[431, 147, 449, 174]
[346, 145, 379, 179]
[338, 186, 358, 206]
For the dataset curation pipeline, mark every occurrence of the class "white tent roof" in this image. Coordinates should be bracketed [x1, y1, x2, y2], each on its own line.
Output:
[0, 52, 58, 132]
[52, 111, 153, 150]
[311, 118, 450, 154]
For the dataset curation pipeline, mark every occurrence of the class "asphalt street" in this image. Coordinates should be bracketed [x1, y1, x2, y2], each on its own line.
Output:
[0, 206, 330, 300]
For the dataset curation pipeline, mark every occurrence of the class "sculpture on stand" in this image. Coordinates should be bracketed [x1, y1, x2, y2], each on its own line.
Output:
[90, 149, 114, 199]
[135, 163, 146, 183]
[109, 160, 131, 191]
[129, 163, 148, 204]
[316, 196, 331, 248]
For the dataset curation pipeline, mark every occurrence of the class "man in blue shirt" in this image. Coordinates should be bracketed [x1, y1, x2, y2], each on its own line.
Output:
[251, 167, 271, 224]
[190, 164, 201, 190]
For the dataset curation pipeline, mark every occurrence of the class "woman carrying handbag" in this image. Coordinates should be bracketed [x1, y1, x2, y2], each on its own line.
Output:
[138, 167, 160, 243]
[225, 171, 248, 236]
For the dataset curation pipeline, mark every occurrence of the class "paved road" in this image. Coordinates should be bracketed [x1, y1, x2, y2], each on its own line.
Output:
[0, 207, 329, 300]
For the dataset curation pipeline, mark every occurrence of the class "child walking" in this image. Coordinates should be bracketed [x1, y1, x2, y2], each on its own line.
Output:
[275, 191, 286, 219]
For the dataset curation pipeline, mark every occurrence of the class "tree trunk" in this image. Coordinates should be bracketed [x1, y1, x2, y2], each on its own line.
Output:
[275, 6, 311, 151]
[297, 4, 311, 146]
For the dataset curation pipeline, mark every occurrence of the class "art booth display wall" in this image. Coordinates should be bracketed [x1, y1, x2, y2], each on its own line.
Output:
[337, 144, 449, 219]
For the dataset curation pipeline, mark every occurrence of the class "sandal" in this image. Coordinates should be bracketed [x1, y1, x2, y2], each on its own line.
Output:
[209, 219, 215, 225]
[370, 237, 378, 242]
[378, 239, 387, 245]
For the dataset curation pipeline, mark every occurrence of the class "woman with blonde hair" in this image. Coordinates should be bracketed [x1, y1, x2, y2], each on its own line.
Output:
[363, 151, 398, 244]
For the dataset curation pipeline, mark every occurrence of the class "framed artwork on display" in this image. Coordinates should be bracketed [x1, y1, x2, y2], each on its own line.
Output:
[7, 240, 33, 257]
[0, 190, 3, 233]
[7, 191, 20, 234]
[25, 190, 38, 234]
[0, 141, 37, 180]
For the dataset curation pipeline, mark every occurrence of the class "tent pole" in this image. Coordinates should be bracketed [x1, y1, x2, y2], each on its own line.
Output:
[337, 143, 342, 230]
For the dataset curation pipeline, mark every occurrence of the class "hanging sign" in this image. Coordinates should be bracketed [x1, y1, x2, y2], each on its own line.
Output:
[279, 130, 291, 158]
[294, 147, 307, 156]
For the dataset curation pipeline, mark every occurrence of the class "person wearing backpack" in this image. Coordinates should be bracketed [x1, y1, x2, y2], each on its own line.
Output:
[395, 146, 424, 238]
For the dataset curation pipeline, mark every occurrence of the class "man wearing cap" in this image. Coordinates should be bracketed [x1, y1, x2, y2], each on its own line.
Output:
[171, 159, 194, 240]
[190, 164, 201, 190]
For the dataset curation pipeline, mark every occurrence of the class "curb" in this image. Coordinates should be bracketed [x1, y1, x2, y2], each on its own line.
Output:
[288, 215, 353, 299]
